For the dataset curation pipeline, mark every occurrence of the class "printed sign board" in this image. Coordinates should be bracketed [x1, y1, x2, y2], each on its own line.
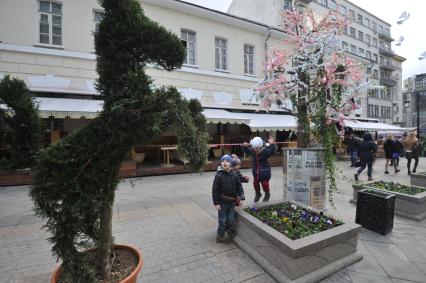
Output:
[283, 148, 326, 209]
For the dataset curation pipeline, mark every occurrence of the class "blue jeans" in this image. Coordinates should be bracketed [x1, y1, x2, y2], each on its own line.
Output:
[357, 160, 373, 177]
[217, 203, 235, 237]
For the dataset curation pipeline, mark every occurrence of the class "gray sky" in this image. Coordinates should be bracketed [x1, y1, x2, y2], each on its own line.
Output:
[182, 0, 426, 80]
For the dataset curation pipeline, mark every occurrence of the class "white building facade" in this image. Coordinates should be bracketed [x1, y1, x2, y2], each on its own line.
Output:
[0, 0, 300, 148]
[228, 0, 406, 125]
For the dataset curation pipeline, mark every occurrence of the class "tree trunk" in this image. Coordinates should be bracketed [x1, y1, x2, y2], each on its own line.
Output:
[297, 102, 310, 148]
[96, 188, 114, 279]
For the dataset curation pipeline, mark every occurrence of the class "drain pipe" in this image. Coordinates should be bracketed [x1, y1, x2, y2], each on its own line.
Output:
[264, 25, 272, 80]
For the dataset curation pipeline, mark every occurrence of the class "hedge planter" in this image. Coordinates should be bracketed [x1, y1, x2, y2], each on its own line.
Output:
[51, 244, 143, 283]
[411, 172, 426, 187]
[352, 181, 426, 221]
[355, 189, 395, 235]
[234, 200, 362, 283]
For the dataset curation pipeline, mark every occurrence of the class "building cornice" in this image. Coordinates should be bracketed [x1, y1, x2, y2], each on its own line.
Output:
[0, 43, 96, 60]
[144, 0, 287, 39]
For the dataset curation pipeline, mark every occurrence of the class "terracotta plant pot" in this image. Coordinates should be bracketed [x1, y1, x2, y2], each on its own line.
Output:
[51, 244, 143, 283]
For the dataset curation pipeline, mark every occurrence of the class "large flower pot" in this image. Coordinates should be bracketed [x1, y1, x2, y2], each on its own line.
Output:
[352, 182, 426, 221]
[51, 244, 143, 283]
[282, 148, 326, 210]
[234, 200, 362, 283]
[355, 189, 395, 235]
[410, 173, 426, 187]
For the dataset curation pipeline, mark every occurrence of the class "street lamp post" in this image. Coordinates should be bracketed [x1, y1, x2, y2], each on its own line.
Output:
[417, 90, 420, 137]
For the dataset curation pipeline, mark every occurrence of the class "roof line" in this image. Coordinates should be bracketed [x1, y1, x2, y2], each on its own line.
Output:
[171, 0, 284, 34]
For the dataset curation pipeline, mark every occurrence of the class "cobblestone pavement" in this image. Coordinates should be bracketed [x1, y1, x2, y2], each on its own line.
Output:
[0, 158, 426, 283]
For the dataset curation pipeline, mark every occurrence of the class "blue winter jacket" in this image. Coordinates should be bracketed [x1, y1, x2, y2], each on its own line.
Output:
[243, 144, 276, 181]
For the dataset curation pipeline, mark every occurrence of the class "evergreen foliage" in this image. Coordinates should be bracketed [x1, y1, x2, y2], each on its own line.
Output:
[30, 0, 209, 281]
[0, 75, 41, 169]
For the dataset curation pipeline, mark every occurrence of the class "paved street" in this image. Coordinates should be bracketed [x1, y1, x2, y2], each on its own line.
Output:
[1, 158, 426, 283]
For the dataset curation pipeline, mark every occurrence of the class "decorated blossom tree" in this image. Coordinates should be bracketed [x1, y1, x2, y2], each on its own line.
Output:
[256, 7, 370, 204]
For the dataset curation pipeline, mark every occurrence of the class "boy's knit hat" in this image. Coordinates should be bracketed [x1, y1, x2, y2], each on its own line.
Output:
[220, 155, 233, 164]
[250, 137, 263, 149]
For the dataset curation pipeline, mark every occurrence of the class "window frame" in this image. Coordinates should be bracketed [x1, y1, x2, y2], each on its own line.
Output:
[38, 0, 63, 47]
[215, 37, 228, 71]
[243, 44, 255, 75]
[181, 29, 197, 66]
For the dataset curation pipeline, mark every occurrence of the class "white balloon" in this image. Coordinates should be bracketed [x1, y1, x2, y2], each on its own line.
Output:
[395, 36, 404, 46]
[397, 11, 409, 24]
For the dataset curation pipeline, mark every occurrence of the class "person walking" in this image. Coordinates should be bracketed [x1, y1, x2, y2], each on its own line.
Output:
[383, 134, 400, 174]
[403, 132, 420, 175]
[347, 134, 360, 167]
[243, 136, 276, 203]
[354, 132, 378, 181]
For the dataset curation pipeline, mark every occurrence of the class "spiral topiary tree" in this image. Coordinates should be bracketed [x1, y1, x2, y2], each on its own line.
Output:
[30, 0, 209, 281]
[0, 75, 41, 169]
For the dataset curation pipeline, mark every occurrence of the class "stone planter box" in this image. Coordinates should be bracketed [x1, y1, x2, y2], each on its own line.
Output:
[355, 189, 395, 235]
[234, 200, 362, 283]
[410, 173, 426, 187]
[352, 183, 426, 221]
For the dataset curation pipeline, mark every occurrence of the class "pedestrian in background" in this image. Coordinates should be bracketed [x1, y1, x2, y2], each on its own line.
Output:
[347, 134, 360, 167]
[383, 134, 400, 174]
[354, 132, 378, 181]
[404, 132, 420, 175]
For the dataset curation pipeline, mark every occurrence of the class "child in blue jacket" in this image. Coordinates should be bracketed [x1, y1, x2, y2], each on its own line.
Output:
[243, 136, 276, 202]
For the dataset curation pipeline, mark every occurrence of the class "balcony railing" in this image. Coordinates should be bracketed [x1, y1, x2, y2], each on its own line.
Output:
[379, 61, 397, 71]
[378, 30, 394, 42]
[380, 77, 397, 86]
[379, 47, 395, 57]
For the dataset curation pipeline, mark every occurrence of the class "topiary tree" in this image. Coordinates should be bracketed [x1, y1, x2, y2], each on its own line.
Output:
[30, 0, 209, 281]
[0, 75, 41, 169]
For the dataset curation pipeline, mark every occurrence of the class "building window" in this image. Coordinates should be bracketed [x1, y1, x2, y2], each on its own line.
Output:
[215, 37, 227, 70]
[181, 30, 196, 65]
[319, 0, 328, 6]
[358, 31, 364, 41]
[378, 25, 384, 34]
[350, 44, 356, 54]
[244, 44, 255, 75]
[372, 22, 377, 32]
[372, 38, 377, 47]
[349, 27, 356, 37]
[340, 5, 347, 16]
[366, 51, 371, 60]
[39, 1, 62, 45]
[329, 0, 337, 10]
[283, 0, 293, 10]
[349, 9, 355, 20]
[357, 14, 363, 24]
[358, 48, 365, 57]
[93, 10, 104, 32]
[341, 41, 349, 51]
[373, 69, 378, 78]
[365, 18, 370, 28]
[365, 34, 371, 45]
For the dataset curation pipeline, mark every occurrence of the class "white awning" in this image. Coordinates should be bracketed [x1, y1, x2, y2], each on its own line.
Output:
[237, 113, 297, 131]
[35, 97, 103, 118]
[202, 109, 250, 124]
[344, 120, 408, 132]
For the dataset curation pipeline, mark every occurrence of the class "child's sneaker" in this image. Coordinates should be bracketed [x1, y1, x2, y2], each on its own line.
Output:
[368, 176, 373, 181]
[254, 192, 262, 203]
[216, 232, 231, 243]
[263, 192, 270, 202]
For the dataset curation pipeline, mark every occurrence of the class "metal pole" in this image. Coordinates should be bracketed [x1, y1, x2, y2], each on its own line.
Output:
[417, 91, 420, 137]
